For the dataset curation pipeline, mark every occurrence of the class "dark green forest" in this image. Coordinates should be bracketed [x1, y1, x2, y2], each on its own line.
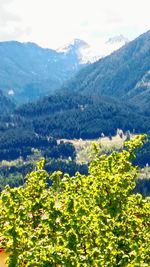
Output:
[0, 92, 149, 163]
[1, 93, 149, 142]
[0, 92, 149, 196]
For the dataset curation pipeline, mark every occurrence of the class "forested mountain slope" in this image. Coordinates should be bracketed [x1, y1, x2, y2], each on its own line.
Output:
[1, 93, 149, 142]
[62, 30, 150, 103]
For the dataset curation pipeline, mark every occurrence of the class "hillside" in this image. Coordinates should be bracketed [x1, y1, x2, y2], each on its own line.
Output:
[129, 89, 150, 116]
[62, 30, 150, 108]
[0, 93, 148, 164]
[14, 93, 150, 139]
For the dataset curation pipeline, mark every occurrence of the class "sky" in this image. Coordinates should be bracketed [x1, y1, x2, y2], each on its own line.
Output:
[0, 0, 150, 49]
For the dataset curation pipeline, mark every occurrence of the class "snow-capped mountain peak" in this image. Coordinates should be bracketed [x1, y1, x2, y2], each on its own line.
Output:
[57, 35, 129, 64]
[57, 39, 89, 54]
[106, 35, 129, 45]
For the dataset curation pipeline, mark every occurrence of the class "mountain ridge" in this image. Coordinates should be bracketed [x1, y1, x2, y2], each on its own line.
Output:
[0, 34, 129, 104]
[0, 40, 86, 104]
[61, 29, 150, 107]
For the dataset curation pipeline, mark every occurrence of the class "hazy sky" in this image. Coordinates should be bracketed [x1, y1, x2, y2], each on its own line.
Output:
[0, 0, 150, 49]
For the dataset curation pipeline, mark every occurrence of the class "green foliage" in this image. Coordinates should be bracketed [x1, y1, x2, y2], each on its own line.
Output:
[0, 135, 150, 266]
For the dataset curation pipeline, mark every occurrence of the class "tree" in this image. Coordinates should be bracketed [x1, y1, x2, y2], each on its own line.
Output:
[0, 135, 150, 266]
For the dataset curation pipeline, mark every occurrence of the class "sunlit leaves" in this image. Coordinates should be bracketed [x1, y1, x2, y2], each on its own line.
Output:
[0, 135, 150, 266]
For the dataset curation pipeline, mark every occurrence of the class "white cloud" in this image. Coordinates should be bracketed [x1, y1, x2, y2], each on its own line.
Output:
[0, 0, 30, 40]
[0, 0, 150, 48]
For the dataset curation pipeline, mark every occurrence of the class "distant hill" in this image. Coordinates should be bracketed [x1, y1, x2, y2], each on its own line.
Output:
[62, 30, 150, 106]
[0, 40, 87, 104]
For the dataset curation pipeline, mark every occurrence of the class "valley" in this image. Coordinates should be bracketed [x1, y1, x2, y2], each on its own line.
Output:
[0, 30, 150, 196]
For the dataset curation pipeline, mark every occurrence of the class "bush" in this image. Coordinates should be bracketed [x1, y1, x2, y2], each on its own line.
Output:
[0, 135, 150, 266]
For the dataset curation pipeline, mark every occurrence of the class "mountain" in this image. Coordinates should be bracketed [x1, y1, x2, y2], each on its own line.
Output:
[57, 39, 91, 64]
[57, 38, 89, 55]
[106, 35, 129, 45]
[0, 36, 128, 104]
[62, 30, 150, 109]
[103, 34, 129, 58]
[0, 41, 86, 104]
[58, 35, 129, 64]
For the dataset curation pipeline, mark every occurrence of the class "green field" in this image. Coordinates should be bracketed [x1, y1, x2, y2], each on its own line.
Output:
[60, 134, 132, 164]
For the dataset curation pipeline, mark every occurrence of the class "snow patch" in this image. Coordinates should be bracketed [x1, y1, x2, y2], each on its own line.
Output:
[8, 89, 14, 96]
